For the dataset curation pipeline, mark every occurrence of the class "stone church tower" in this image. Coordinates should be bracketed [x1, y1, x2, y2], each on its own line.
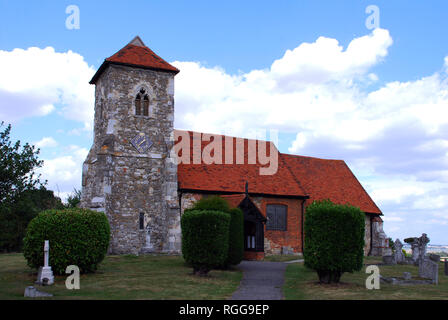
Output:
[80, 36, 181, 255]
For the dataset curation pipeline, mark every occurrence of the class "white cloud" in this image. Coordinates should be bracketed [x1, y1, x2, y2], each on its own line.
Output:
[369, 179, 427, 205]
[270, 28, 392, 89]
[0, 47, 95, 128]
[35, 137, 58, 148]
[413, 194, 448, 211]
[383, 216, 404, 222]
[173, 29, 394, 138]
[288, 132, 307, 153]
[170, 29, 448, 243]
[37, 145, 88, 202]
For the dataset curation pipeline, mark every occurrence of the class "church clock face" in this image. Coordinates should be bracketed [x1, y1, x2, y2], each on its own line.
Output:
[131, 132, 153, 153]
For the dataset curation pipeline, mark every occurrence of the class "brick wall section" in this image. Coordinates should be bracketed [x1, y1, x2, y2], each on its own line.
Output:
[179, 192, 374, 256]
[180, 192, 305, 255]
[251, 197, 304, 255]
[244, 251, 265, 261]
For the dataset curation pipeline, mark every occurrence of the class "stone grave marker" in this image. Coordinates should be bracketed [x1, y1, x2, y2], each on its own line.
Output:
[394, 239, 405, 264]
[24, 286, 53, 298]
[418, 254, 439, 285]
[36, 240, 54, 286]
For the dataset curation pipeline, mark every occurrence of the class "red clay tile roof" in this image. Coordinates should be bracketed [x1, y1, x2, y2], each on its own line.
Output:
[219, 195, 264, 213]
[90, 37, 179, 84]
[219, 194, 246, 208]
[175, 130, 382, 215]
[175, 130, 307, 197]
[281, 154, 382, 215]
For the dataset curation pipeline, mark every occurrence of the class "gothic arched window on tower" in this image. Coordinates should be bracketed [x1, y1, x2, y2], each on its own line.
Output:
[143, 95, 149, 116]
[135, 94, 141, 116]
[135, 88, 150, 117]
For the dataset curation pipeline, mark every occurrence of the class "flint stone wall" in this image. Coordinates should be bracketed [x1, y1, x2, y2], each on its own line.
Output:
[81, 64, 180, 255]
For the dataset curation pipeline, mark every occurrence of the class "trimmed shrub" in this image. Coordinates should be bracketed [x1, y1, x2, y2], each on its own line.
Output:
[181, 210, 230, 275]
[23, 208, 110, 275]
[226, 208, 244, 266]
[187, 196, 244, 267]
[304, 200, 365, 284]
[189, 196, 230, 213]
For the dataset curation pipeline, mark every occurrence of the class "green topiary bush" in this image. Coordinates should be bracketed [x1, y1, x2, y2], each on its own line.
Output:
[23, 208, 110, 275]
[304, 200, 365, 284]
[187, 196, 244, 267]
[189, 196, 230, 213]
[181, 209, 230, 275]
[226, 208, 244, 266]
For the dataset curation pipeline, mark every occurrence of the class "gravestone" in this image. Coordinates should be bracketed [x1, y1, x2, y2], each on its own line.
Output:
[24, 286, 53, 298]
[429, 254, 440, 263]
[403, 272, 412, 280]
[382, 255, 395, 265]
[36, 240, 54, 286]
[445, 260, 448, 276]
[394, 239, 405, 264]
[419, 257, 438, 285]
[416, 233, 430, 265]
[404, 234, 430, 266]
[409, 238, 420, 265]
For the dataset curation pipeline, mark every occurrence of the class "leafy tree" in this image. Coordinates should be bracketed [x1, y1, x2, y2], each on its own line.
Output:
[0, 187, 64, 252]
[0, 122, 45, 206]
[0, 122, 58, 252]
[65, 188, 82, 208]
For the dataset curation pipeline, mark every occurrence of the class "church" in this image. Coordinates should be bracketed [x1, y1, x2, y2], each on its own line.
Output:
[80, 36, 387, 259]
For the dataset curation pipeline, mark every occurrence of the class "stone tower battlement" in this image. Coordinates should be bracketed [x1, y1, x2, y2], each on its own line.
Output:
[80, 36, 181, 255]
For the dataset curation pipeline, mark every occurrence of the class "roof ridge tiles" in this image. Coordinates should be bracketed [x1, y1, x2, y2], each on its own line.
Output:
[90, 37, 179, 84]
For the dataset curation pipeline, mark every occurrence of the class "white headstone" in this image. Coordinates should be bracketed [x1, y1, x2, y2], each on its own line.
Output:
[37, 240, 54, 286]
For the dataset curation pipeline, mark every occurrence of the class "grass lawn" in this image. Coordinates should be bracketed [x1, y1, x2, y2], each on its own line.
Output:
[0, 253, 242, 300]
[283, 256, 448, 299]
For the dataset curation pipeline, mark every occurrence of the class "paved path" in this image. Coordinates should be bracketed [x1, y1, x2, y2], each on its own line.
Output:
[285, 259, 304, 264]
[230, 261, 287, 300]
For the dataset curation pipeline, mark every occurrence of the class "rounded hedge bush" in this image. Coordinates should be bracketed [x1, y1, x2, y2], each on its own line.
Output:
[187, 196, 230, 213]
[23, 208, 110, 275]
[181, 209, 230, 275]
[187, 196, 244, 267]
[304, 200, 365, 284]
[226, 208, 244, 266]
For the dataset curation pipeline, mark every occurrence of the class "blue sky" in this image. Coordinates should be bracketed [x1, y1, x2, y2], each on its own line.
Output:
[1, 1, 448, 244]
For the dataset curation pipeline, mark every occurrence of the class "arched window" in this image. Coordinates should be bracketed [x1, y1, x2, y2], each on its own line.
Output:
[135, 94, 141, 116]
[135, 88, 150, 116]
[143, 95, 149, 116]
